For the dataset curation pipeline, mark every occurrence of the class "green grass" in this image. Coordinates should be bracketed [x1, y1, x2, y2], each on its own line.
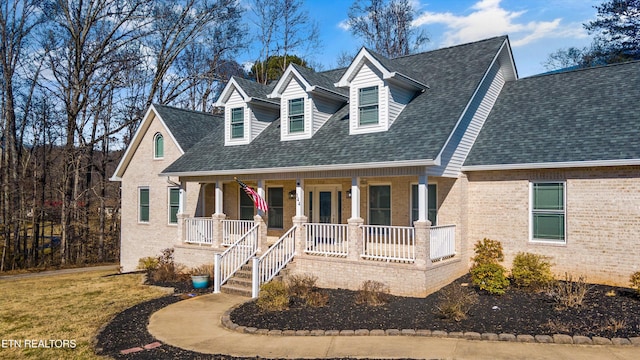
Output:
[0, 269, 170, 359]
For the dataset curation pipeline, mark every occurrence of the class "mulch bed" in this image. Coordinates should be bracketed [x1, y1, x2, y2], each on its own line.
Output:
[94, 274, 640, 359]
[231, 275, 640, 339]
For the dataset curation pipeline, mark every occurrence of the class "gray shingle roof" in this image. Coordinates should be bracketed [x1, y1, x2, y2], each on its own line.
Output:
[162, 36, 508, 174]
[291, 63, 348, 96]
[231, 76, 275, 100]
[153, 104, 221, 152]
[465, 61, 640, 167]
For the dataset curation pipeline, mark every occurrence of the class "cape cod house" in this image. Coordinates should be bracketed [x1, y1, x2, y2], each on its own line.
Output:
[111, 36, 640, 297]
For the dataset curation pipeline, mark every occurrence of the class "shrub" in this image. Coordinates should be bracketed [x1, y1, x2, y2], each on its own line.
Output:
[355, 280, 390, 306]
[470, 263, 510, 295]
[435, 284, 479, 321]
[471, 238, 504, 267]
[256, 280, 290, 311]
[137, 256, 159, 272]
[630, 271, 640, 294]
[511, 252, 554, 291]
[286, 274, 318, 299]
[151, 248, 187, 282]
[304, 289, 329, 308]
[552, 273, 591, 309]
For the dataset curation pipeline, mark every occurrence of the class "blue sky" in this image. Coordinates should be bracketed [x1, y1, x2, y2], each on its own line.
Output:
[243, 0, 601, 78]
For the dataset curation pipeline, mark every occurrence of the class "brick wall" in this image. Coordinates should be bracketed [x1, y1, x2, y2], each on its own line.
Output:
[467, 166, 640, 286]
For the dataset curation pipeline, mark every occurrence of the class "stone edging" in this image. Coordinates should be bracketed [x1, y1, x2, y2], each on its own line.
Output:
[221, 304, 640, 346]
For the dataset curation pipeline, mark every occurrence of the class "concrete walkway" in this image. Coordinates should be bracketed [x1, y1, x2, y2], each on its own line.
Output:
[148, 293, 640, 360]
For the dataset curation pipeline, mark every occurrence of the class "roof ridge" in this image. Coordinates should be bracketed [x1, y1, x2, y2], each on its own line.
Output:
[522, 59, 640, 80]
[388, 35, 508, 61]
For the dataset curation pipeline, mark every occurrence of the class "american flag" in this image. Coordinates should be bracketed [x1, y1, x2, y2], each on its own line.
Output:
[235, 178, 268, 213]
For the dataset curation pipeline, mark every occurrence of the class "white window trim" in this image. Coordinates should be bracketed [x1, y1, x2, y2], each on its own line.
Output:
[529, 181, 567, 244]
[367, 183, 392, 225]
[153, 133, 164, 160]
[168, 186, 180, 226]
[358, 86, 380, 127]
[267, 185, 284, 229]
[138, 186, 150, 224]
[288, 98, 305, 134]
[230, 107, 245, 140]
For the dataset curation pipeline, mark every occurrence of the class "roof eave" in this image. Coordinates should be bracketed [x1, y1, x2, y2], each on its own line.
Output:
[462, 159, 640, 172]
[161, 159, 437, 177]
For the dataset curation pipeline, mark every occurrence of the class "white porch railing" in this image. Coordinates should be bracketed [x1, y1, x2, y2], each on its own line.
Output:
[222, 219, 255, 246]
[430, 224, 456, 261]
[252, 226, 297, 298]
[304, 223, 348, 257]
[361, 225, 415, 263]
[184, 217, 214, 245]
[213, 223, 259, 293]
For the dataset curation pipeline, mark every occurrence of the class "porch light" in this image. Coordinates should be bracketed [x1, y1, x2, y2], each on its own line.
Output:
[346, 189, 352, 198]
[288, 190, 296, 199]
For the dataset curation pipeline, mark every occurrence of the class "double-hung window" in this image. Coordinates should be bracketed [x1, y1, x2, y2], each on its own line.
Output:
[168, 187, 180, 224]
[288, 98, 304, 133]
[231, 107, 244, 139]
[531, 182, 566, 242]
[358, 86, 379, 126]
[369, 185, 391, 225]
[139, 188, 149, 223]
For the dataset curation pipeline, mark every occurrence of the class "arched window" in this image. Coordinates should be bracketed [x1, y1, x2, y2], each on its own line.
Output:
[154, 133, 164, 159]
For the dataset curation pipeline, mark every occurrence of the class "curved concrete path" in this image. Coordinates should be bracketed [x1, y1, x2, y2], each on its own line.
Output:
[148, 293, 639, 360]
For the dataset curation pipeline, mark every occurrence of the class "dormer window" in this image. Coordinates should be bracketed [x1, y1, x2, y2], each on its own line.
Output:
[231, 107, 244, 139]
[358, 86, 379, 126]
[288, 98, 305, 133]
[154, 133, 164, 159]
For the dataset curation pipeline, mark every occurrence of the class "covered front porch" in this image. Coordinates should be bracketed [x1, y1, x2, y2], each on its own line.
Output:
[172, 171, 469, 297]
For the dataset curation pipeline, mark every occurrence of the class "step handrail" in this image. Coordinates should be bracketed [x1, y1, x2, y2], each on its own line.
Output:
[251, 225, 297, 298]
[213, 223, 259, 293]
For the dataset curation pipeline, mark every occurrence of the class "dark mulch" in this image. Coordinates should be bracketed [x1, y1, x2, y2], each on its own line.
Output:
[95, 274, 640, 359]
[232, 275, 640, 339]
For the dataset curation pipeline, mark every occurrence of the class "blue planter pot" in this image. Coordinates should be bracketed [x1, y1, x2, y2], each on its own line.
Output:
[191, 275, 209, 289]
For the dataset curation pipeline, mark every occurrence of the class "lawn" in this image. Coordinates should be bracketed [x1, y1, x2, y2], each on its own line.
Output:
[0, 268, 170, 360]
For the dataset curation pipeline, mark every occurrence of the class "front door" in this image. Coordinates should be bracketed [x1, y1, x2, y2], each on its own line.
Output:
[308, 185, 342, 223]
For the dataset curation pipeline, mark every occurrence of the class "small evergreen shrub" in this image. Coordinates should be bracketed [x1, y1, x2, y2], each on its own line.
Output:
[471, 238, 504, 267]
[470, 263, 510, 295]
[355, 280, 390, 306]
[256, 280, 290, 311]
[435, 284, 479, 321]
[630, 271, 640, 294]
[511, 252, 554, 291]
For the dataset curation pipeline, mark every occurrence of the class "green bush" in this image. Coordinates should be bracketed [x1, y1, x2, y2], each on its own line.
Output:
[511, 252, 554, 291]
[472, 238, 504, 267]
[256, 280, 290, 311]
[630, 271, 640, 294]
[470, 263, 510, 295]
[355, 280, 390, 306]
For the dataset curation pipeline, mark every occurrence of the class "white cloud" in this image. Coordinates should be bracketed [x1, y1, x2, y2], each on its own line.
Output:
[413, 0, 588, 47]
[338, 19, 351, 31]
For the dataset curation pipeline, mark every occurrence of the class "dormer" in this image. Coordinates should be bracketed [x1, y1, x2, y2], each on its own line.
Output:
[335, 48, 429, 135]
[214, 77, 279, 146]
[268, 64, 347, 141]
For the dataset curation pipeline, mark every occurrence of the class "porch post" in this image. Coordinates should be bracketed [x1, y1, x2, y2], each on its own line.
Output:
[214, 180, 224, 215]
[348, 176, 363, 261]
[413, 219, 431, 269]
[257, 179, 266, 217]
[418, 175, 428, 222]
[350, 177, 360, 219]
[176, 181, 187, 243]
[293, 178, 308, 256]
[254, 214, 268, 254]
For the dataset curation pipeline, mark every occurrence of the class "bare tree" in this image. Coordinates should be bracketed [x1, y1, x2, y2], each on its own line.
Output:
[347, 0, 428, 58]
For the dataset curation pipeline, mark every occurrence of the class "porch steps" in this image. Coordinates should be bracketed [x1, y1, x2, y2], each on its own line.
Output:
[220, 261, 292, 297]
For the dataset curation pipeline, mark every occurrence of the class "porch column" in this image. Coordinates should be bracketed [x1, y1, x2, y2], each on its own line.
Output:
[257, 179, 266, 217]
[418, 175, 428, 222]
[350, 177, 361, 220]
[254, 214, 268, 254]
[214, 180, 224, 215]
[176, 181, 187, 243]
[293, 179, 308, 255]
